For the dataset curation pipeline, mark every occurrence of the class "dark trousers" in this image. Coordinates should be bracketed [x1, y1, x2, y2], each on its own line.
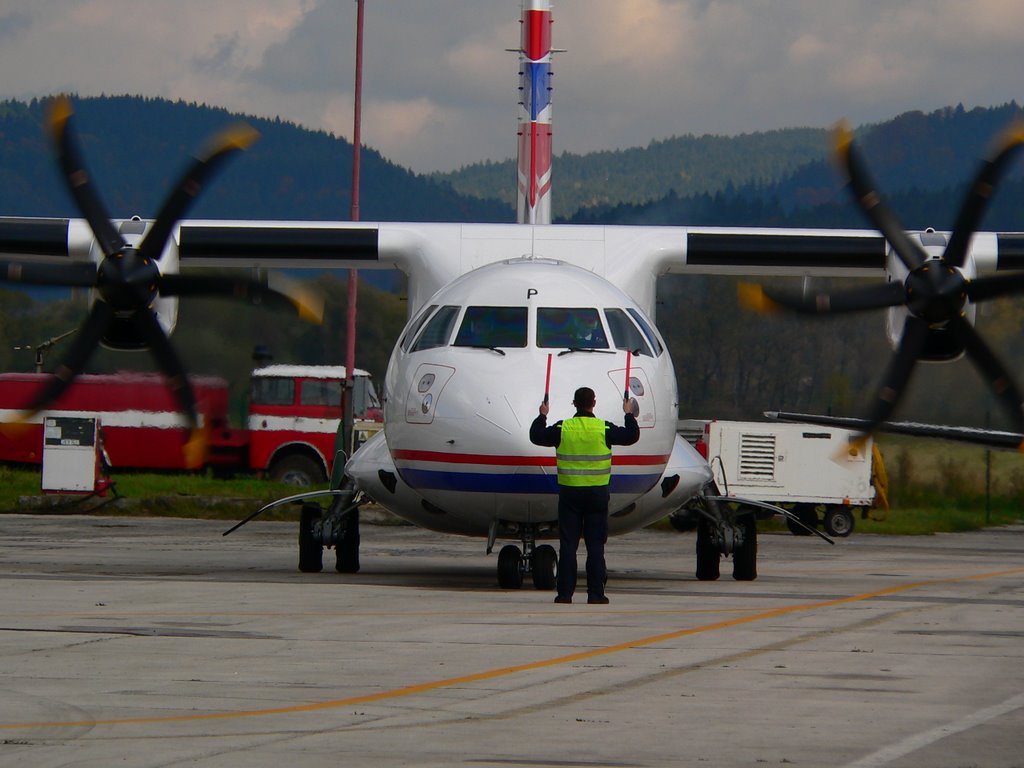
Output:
[556, 484, 610, 600]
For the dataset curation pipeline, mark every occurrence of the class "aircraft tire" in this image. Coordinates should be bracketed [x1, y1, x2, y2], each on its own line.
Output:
[298, 504, 323, 573]
[732, 514, 757, 581]
[530, 544, 558, 590]
[786, 504, 818, 536]
[335, 511, 360, 573]
[695, 518, 720, 581]
[823, 507, 855, 537]
[497, 544, 524, 589]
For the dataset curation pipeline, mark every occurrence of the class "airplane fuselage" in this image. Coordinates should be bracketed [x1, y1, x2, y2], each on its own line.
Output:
[346, 257, 713, 541]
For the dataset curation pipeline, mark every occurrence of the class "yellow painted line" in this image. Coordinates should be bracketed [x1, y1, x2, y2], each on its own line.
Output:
[3, 566, 1023, 731]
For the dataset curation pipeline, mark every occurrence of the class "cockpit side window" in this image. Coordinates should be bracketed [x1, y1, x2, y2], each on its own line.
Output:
[627, 307, 664, 356]
[604, 308, 653, 357]
[537, 308, 610, 349]
[400, 304, 438, 351]
[410, 305, 459, 352]
[453, 306, 528, 348]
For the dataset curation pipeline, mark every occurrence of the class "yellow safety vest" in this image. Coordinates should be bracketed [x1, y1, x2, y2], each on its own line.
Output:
[556, 417, 612, 487]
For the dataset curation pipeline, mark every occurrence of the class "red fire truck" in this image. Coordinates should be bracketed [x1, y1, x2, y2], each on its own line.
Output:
[0, 365, 382, 486]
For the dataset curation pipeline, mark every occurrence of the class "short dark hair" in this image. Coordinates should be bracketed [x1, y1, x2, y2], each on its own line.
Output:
[573, 387, 596, 408]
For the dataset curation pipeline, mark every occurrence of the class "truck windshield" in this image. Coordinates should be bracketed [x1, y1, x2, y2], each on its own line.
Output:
[251, 377, 295, 406]
[300, 379, 342, 407]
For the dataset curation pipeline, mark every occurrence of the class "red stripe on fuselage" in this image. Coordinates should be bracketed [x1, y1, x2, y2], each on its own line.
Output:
[391, 449, 670, 467]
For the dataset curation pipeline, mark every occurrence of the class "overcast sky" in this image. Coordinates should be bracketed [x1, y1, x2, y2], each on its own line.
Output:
[1, 0, 1022, 174]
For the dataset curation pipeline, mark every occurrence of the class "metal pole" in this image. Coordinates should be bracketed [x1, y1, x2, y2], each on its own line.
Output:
[343, 0, 364, 457]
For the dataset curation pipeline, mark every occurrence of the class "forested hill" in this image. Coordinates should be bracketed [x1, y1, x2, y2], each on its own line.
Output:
[0, 95, 511, 223]
[439, 102, 1024, 230]
[569, 103, 1024, 231]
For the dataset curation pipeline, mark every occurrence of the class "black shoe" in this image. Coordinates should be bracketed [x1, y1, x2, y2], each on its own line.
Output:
[587, 595, 609, 605]
[553, 595, 572, 604]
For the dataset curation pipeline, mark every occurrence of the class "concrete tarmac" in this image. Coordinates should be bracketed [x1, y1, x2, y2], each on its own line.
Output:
[0, 512, 1022, 767]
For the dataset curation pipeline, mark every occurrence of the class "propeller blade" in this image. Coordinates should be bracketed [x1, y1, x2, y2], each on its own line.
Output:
[18, 301, 113, 418]
[964, 271, 1024, 303]
[834, 121, 928, 272]
[138, 123, 260, 263]
[131, 308, 199, 429]
[857, 314, 930, 436]
[159, 271, 324, 324]
[0, 259, 96, 288]
[750, 280, 907, 315]
[47, 96, 126, 257]
[945, 122, 1024, 268]
[948, 315, 1024, 433]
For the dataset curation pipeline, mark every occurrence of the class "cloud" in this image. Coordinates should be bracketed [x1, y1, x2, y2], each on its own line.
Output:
[1, 0, 1024, 172]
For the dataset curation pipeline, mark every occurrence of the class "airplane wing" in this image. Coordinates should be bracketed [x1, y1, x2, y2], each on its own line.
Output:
[766, 410, 1024, 451]
[3, 216, 1023, 320]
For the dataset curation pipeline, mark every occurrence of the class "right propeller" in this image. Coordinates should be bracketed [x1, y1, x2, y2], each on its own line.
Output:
[741, 120, 1024, 440]
[1, 96, 324, 457]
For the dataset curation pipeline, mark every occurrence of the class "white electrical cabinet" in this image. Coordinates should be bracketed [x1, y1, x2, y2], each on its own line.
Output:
[41, 416, 100, 494]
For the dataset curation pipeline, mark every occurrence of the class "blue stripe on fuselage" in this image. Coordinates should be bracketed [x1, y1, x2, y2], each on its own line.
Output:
[399, 469, 658, 495]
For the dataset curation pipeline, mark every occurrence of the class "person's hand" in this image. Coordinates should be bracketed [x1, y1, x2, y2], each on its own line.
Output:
[622, 398, 632, 414]
[539, 401, 550, 416]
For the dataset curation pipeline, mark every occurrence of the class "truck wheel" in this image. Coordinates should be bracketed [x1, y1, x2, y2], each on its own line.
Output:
[270, 454, 326, 487]
[823, 507, 855, 537]
[298, 504, 323, 573]
[732, 514, 757, 581]
[695, 518, 720, 581]
[335, 511, 360, 573]
[786, 504, 818, 536]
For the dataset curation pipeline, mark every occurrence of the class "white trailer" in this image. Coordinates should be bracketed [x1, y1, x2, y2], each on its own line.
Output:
[677, 419, 886, 537]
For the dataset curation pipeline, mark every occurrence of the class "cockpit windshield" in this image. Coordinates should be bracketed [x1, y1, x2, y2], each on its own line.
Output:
[537, 308, 609, 349]
[604, 308, 653, 357]
[453, 306, 528, 348]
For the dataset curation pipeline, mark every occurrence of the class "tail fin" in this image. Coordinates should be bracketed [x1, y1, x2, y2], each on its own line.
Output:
[516, 0, 553, 225]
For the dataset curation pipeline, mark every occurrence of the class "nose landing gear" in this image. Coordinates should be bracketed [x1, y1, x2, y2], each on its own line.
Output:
[492, 522, 558, 590]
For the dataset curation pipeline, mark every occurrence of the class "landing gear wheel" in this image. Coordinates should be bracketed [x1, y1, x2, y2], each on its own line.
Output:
[497, 544, 524, 589]
[270, 454, 326, 487]
[786, 504, 818, 536]
[335, 510, 361, 573]
[695, 517, 720, 581]
[732, 514, 758, 581]
[823, 507, 855, 537]
[298, 504, 323, 573]
[531, 544, 558, 590]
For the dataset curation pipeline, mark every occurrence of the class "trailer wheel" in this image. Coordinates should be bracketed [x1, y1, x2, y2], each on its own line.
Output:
[298, 504, 323, 573]
[695, 518, 720, 581]
[786, 504, 818, 536]
[823, 507, 855, 537]
[732, 514, 757, 581]
[669, 509, 699, 532]
[270, 453, 326, 487]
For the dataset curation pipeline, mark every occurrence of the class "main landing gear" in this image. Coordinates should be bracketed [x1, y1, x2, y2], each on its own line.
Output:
[491, 521, 558, 590]
[298, 481, 363, 574]
[678, 486, 760, 582]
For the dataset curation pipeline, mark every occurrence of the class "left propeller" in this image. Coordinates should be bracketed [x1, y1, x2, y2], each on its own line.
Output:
[740, 120, 1024, 441]
[1, 96, 323, 445]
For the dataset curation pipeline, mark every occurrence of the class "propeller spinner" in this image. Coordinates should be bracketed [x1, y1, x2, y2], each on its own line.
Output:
[741, 120, 1024, 440]
[1, 96, 323, 441]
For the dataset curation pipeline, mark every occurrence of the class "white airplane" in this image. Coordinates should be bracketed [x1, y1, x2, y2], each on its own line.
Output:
[3, 2, 1024, 589]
